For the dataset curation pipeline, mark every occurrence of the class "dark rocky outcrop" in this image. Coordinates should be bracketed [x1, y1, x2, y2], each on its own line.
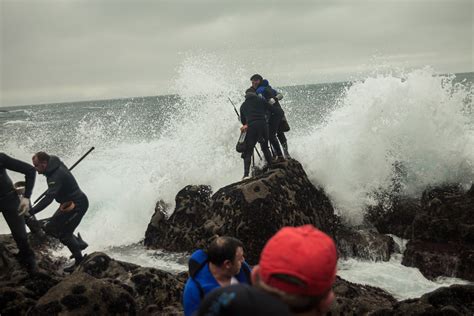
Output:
[365, 195, 420, 239]
[144, 186, 212, 252]
[31, 272, 136, 315]
[330, 276, 397, 315]
[402, 185, 474, 281]
[0, 234, 184, 315]
[2, 157, 472, 315]
[373, 284, 474, 316]
[366, 182, 474, 281]
[77, 252, 184, 312]
[145, 159, 394, 264]
[336, 227, 395, 261]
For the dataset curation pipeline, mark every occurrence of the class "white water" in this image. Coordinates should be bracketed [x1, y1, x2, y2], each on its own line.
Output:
[293, 68, 473, 223]
[1, 57, 473, 299]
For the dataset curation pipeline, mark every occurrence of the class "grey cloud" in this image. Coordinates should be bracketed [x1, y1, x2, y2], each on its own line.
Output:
[1, 0, 472, 106]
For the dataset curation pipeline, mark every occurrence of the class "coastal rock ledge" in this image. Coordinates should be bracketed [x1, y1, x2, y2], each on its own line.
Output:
[144, 158, 394, 264]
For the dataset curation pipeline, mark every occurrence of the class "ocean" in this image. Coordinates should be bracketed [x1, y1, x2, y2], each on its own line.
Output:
[1, 67, 473, 299]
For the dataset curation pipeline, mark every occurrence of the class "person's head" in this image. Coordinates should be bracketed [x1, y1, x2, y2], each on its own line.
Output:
[250, 74, 263, 89]
[197, 284, 291, 316]
[207, 236, 245, 276]
[245, 88, 257, 99]
[32, 151, 50, 174]
[251, 225, 338, 315]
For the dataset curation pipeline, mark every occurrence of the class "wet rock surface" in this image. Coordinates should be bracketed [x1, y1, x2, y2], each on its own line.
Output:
[1, 159, 472, 315]
[145, 158, 394, 264]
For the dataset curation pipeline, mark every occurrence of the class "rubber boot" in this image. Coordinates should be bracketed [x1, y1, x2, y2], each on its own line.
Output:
[76, 233, 88, 250]
[61, 235, 84, 273]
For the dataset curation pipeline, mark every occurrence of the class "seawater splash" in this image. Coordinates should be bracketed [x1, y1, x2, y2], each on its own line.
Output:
[0, 54, 256, 249]
[293, 67, 473, 224]
[1, 61, 472, 249]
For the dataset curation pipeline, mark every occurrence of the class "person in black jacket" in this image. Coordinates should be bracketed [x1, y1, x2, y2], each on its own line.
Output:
[30, 152, 88, 272]
[239, 89, 274, 179]
[251, 74, 287, 159]
[0, 153, 37, 272]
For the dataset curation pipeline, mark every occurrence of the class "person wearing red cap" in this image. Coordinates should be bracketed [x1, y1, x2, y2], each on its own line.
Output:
[251, 224, 338, 315]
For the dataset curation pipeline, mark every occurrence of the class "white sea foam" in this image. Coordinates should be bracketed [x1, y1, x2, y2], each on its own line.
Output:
[1, 57, 472, 298]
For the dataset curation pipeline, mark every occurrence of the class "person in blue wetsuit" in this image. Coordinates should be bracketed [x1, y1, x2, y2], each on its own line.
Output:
[183, 236, 251, 316]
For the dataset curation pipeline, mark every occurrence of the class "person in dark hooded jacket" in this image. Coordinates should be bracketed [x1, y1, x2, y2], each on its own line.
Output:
[255, 78, 290, 158]
[0, 153, 37, 272]
[239, 88, 275, 179]
[30, 151, 88, 272]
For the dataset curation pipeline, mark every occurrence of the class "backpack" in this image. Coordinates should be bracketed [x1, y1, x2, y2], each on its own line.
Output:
[188, 254, 251, 298]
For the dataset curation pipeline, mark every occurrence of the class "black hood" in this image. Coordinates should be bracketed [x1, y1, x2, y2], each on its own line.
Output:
[45, 156, 61, 175]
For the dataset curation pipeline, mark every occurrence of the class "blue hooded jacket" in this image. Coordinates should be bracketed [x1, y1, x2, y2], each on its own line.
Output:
[183, 249, 252, 316]
[256, 79, 278, 101]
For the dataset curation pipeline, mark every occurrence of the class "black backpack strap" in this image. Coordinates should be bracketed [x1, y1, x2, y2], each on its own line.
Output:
[192, 278, 206, 299]
[189, 256, 209, 299]
[242, 263, 252, 284]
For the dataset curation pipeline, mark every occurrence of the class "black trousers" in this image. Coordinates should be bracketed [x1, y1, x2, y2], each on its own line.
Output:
[0, 194, 34, 259]
[43, 195, 88, 259]
[243, 121, 273, 177]
[269, 114, 283, 157]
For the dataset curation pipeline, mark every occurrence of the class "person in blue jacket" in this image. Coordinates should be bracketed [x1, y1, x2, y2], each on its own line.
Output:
[183, 236, 251, 316]
[252, 75, 290, 158]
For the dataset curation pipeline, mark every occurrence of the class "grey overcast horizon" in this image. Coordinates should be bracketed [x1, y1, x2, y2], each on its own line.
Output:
[1, 0, 472, 107]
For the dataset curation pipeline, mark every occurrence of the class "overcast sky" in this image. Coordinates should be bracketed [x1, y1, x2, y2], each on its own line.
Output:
[1, 0, 472, 107]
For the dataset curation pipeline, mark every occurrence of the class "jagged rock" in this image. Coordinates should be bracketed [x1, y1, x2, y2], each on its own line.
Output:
[336, 228, 395, 261]
[76, 252, 185, 313]
[145, 159, 339, 264]
[402, 240, 474, 281]
[365, 195, 420, 239]
[372, 284, 474, 315]
[413, 184, 474, 244]
[1, 235, 184, 315]
[402, 184, 474, 281]
[0, 286, 36, 316]
[330, 276, 397, 314]
[144, 186, 212, 252]
[31, 272, 136, 315]
[0, 234, 66, 315]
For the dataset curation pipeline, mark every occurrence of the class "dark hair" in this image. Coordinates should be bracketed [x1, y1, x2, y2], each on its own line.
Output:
[250, 74, 263, 81]
[207, 236, 244, 266]
[34, 151, 50, 162]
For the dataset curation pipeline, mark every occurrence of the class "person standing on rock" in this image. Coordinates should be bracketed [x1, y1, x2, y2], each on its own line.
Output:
[250, 74, 290, 159]
[252, 225, 337, 315]
[28, 151, 89, 273]
[240, 88, 275, 180]
[252, 75, 290, 159]
[0, 153, 37, 272]
[183, 236, 252, 316]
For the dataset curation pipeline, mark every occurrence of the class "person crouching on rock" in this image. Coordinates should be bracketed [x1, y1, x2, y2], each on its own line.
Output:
[28, 152, 89, 273]
[239, 88, 275, 180]
[183, 236, 252, 316]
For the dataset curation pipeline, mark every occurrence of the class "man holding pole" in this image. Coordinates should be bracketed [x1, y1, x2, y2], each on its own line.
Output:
[29, 151, 89, 272]
[240, 89, 274, 179]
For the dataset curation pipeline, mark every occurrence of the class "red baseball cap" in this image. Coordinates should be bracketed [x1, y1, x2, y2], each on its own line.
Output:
[259, 225, 337, 296]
